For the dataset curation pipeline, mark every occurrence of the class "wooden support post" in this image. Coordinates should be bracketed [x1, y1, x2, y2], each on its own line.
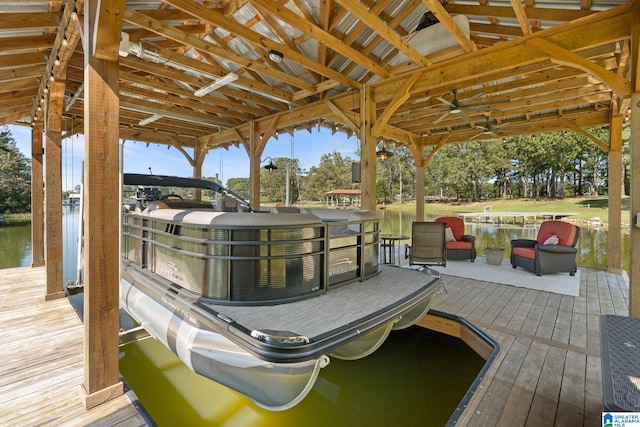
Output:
[44, 81, 65, 301]
[630, 0, 640, 318]
[360, 84, 376, 211]
[80, 0, 123, 408]
[607, 113, 623, 273]
[415, 164, 425, 222]
[630, 92, 640, 318]
[31, 122, 45, 267]
[193, 142, 205, 200]
[248, 120, 261, 210]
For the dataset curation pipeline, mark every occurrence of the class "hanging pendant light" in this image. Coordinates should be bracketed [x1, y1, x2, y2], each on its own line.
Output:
[376, 141, 394, 163]
[262, 157, 278, 173]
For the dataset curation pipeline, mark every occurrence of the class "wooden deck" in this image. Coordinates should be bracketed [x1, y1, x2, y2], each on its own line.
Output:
[428, 265, 629, 426]
[0, 264, 630, 426]
[0, 266, 148, 426]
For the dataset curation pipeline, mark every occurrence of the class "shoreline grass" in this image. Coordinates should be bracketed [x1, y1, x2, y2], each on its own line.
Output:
[1, 213, 31, 224]
[378, 196, 630, 225]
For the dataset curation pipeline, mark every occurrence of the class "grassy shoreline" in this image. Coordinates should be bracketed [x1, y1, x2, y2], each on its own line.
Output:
[0, 213, 31, 224]
[378, 195, 630, 226]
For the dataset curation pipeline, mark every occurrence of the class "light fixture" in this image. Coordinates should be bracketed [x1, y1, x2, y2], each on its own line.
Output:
[194, 73, 238, 97]
[268, 49, 284, 63]
[262, 157, 278, 173]
[376, 141, 394, 163]
[139, 114, 162, 126]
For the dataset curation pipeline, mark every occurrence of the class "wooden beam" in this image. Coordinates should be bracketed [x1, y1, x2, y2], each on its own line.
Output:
[80, 0, 123, 409]
[509, 0, 532, 35]
[31, 1, 84, 124]
[629, 0, 640, 318]
[44, 81, 65, 301]
[416, 165, 425, 221]
[360, 84, 376, 211]
[92, 0, 126, 61]
[326, 101, 358, 132]
[123, 9, 314, 93]
[374, 6, 631, 103]
[31, 123, 45, 268]
[249, 0, 391, 78]
[558, 117, 609, 152]
[248, 120, 261, 210]
[525, 38, 631, 98]
[372, 72, 421, 138]
[162, 0, 359, 89]
[423, 136, 449, 165]
[422, 0, 477, 52]
[334, 0, 431, 67]
[607, 112, 623, 273]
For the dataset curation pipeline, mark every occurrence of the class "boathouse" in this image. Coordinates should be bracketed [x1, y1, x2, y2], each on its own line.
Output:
[0, 0, 638, 424]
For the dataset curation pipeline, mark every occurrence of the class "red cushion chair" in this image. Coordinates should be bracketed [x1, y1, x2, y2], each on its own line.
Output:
[434, 216, 476, 261]
[510, 220, 580, 276]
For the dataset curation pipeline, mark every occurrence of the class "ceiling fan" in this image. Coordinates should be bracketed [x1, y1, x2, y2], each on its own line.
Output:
[434, 89, 504, 124]
[469, 117, 529, 140]
[470, 117, 502, 139]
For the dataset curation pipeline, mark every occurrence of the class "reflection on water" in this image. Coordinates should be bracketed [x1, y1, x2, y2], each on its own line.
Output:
[6, 207, 624, 276]
[0, 221, 32, 269]
[378, 210, 629, 271]
[120, 326, 484, 427]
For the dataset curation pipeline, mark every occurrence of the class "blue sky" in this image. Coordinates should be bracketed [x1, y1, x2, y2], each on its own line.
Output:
[8, 124, 361, 191]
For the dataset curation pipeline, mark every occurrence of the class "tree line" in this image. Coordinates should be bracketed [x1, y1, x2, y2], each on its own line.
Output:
[230, 126, 629, 205]
[0, 125, 630, 214]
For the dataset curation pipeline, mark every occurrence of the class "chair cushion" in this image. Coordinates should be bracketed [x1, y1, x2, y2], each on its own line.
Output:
[436, 216, 464, 241]
[513, 246, 536, 260]
[536, 221, 577, 246]
[446, 241, 472, 250]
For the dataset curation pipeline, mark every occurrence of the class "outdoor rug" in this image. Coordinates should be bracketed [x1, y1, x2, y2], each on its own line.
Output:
[414, 256, 581, 297]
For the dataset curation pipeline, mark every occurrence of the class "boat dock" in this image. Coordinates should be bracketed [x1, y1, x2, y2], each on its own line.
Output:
[425, 265, 628, 425]
[459, 211, 578, 225]
[0, 264, 628, 425]
[0, 266, 149, 426]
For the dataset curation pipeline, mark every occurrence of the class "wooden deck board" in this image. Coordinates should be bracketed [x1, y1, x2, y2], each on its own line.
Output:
[0, 266, 148, 427]
[432, 265, 629, 426]
[0, 263, 630, 426]
[525, 345, 566, 426]
[497, 339, 548, 426]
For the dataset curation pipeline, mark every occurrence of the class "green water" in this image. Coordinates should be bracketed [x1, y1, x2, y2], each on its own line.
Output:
[0, 221, 32, 269]
[120, 326, 485, 427]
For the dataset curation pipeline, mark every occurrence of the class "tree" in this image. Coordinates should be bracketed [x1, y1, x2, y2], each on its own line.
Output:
[260, 157, 301, 203]
[225, 177, 250, 200]
[305, 151, 355, 201]
[0, 126, 31, 213]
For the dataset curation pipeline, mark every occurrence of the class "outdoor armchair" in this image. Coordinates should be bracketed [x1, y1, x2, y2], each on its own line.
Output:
[510, 220, 580, 276]
[434, 216, 477, 261]
[404, 222, 447, 267]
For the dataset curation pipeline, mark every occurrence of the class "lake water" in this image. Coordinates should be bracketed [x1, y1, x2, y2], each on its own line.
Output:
[2, 207, 624, 425]
[3, 207, 625, 272]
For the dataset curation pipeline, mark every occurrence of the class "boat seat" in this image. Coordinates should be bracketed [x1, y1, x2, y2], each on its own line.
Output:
[145, 199, 215, 211]
[218, 196, 241, 212]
